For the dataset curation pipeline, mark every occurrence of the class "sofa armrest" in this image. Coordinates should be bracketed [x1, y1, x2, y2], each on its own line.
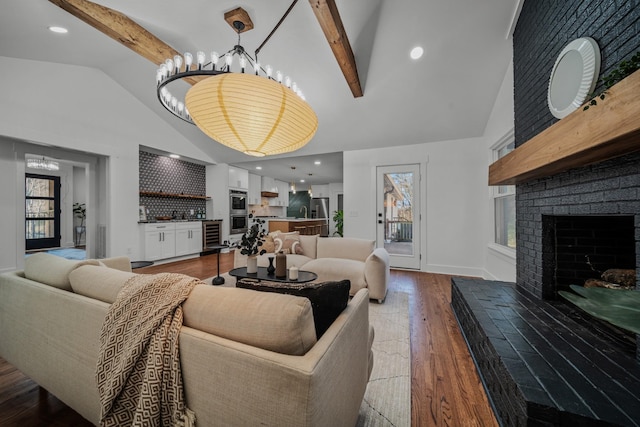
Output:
[100, 256, 132, 272]
[364, 248, 389, 302]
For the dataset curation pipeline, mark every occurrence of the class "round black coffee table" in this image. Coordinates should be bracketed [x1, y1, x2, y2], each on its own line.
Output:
[229, 266, 317, 284]
[131, 261, 154, 269]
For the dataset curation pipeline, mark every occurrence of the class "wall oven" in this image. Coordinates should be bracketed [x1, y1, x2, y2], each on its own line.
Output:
[230, 214, 248, 234]
[230, 190, 248, 234]
[230, 190, 248, 215]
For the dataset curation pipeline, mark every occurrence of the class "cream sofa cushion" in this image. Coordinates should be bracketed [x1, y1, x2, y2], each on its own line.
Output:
[316, 237, 375, 262]
[99, 256, 133, 272]
[183, 285, 317, 356]
[298, 234, 318, 259]
[24, 253, 102, 291]
[69, 265, 137, 303]
[303, 258, 368, 295]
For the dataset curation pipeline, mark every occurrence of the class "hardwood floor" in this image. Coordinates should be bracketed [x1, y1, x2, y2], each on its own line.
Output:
[0, 253, 498, 426]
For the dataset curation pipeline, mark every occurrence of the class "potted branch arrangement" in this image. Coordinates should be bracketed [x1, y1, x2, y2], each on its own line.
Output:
[238, 215, 266, 273]
[73, 202, 86, 247]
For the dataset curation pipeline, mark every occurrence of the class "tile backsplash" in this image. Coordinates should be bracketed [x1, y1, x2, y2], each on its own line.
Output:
[139, 151, 206, 220]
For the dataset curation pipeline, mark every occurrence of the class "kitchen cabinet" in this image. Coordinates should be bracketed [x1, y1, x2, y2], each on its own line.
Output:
[277, 180, 289, 206]
[268, 180, 289, 207]
[175, 222, 202, 256]
[141, 223, 176, 261]
[228, 167, 249, 190]
[261, 176, 278, 193]
[248, 173, 262, 205]
[312, 184, 329, 198]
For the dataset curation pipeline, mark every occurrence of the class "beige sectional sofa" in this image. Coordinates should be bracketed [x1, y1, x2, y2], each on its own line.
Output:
[0, 253, 373, 426]
[234, 235, 390, 302]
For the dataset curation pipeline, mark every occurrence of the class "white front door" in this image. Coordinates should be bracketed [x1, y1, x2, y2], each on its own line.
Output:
[376, 164, 421, 269]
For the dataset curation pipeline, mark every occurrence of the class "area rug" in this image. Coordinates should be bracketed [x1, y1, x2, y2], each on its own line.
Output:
[25, 248, 87, 260]
[357, 290, 411, 427]
[47, 248, 86, 260]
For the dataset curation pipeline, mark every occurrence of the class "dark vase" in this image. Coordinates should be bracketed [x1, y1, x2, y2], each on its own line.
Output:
[267, 256, 276, 275]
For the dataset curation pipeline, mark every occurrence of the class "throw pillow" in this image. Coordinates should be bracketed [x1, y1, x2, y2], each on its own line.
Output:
[262, 234, 276, 253]
[274, 234, 304, 255]
[236, 278, 350, 337]
[282, 238, 303, 254]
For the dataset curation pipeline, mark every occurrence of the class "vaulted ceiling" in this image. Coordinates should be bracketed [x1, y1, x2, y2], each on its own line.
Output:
[0, 0, 519, 184]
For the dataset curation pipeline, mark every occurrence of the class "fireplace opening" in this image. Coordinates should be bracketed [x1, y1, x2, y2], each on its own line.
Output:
[542, 214, 637, 353]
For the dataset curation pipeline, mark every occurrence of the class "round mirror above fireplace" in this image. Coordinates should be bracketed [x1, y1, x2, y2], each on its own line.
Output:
[547, 37, 601, 119]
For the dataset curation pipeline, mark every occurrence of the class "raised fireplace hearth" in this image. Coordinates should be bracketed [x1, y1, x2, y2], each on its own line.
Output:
[462, 149, 640, 424]
[452, 278, 640, 426]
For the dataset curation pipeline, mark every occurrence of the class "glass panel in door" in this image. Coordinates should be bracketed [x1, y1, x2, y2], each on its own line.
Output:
[376, 165, 421, 269]
[26, 174, 61, 250]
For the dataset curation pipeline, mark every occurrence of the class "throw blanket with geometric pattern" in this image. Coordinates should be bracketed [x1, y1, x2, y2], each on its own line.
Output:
[96, 273, 200, 427]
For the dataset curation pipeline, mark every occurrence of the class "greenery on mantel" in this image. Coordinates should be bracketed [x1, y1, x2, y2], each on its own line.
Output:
[583, 51, 640, 110]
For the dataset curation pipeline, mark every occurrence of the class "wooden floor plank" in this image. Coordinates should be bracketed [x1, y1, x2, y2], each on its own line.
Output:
[0, 253, 498, 426]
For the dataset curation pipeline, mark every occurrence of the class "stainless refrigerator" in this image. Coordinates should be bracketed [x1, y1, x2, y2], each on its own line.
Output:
[310, 197, 329, 236]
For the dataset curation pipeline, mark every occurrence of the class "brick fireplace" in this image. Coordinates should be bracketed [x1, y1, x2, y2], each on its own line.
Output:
[517, 153, 640, 303]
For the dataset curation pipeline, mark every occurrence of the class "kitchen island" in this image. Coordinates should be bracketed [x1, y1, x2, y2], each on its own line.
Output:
[268, 219, 328, 236]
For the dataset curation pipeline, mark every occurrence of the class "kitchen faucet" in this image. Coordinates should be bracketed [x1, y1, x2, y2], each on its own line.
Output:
[300, 205, 308, 219]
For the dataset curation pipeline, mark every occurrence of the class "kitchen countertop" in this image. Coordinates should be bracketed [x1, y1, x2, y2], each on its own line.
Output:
[271, 218, 325, 222]
[138, 219, 223, 224]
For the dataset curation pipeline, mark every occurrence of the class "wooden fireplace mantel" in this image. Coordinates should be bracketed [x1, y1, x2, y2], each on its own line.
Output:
[489, 69, 640, 186]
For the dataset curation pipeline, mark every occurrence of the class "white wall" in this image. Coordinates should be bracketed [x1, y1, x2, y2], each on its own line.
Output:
[482, 60, 516, 282]
[0, 56, 212, 271]
[344, 138, 487, 276]
[343, 59, 516, 279]
[0, 139, 100, 271]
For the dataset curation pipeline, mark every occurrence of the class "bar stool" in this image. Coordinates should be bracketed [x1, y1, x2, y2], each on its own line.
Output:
[294, 226, 307, 235]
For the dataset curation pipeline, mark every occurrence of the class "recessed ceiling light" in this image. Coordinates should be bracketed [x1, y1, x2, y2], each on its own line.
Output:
[314, 160, 321, 165]
[300, 179, 305, 183]
[169, 154, 180, 159]
[48, 26, 68, 34]
[255, 166, 262, 170]
[410, 46, 424, 60]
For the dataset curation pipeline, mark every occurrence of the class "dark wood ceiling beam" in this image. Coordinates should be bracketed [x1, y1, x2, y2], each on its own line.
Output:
[308, 0, 363, 98]
[48, 0, 205, 85]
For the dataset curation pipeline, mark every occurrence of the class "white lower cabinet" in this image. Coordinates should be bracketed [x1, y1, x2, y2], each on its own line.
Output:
[175, 222, 203, 256]
[142, 223, 176, 261]
[141, 222, 202, 261]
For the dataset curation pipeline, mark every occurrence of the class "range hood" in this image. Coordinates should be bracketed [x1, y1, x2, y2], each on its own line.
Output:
[261, 191, 278, 198]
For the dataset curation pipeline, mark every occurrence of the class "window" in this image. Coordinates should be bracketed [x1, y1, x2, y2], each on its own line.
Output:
[491, 131, 516, 249]
[26, 174, 61, 250]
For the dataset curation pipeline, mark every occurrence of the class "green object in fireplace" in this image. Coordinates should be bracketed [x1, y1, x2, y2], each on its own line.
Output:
[559, 285, 640, 334]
